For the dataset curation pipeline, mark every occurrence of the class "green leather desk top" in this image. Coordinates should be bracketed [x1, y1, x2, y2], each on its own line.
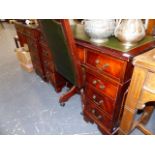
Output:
[72, 24, 155, 52]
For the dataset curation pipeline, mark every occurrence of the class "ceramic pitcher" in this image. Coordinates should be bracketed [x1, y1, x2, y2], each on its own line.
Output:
[114, 19, 146, 46]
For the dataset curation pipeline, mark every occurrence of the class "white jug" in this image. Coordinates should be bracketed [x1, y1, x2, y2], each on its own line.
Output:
[114, 19, 146, 46]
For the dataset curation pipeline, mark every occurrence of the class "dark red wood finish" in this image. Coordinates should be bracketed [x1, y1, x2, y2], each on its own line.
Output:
[39, 35, 66, 93]
[38, 20, 85, 105]
[60, 20, 85, 88]
[76, 37, 155, 134]
[15, 21, 155, 134]
[14, 22, 66, 92]
[14, 22, 46, 80]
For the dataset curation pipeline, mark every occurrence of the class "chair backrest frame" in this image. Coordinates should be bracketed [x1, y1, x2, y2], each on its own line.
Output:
[39, 19, 83, 88]
[60, 20, 84, 87]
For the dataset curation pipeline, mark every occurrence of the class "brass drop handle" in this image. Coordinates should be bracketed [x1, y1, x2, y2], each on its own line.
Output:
[92, 79, 105, 90]
[91, 109, 95, 114]
[92, 79, 102, 85]
[95, 59, 100, 64]
[99, 63, 110, 71]
[97, 80, 105, 90]
[98, 115, 102, 120]
[103, 63, 110, 69]
[98, 100, 104, 104]
[92, 95, 104, 105]
[95, 59, 110, 70]
[92, 80, 97, 85]
[99, 84, 105, 90]
[93, 95, 97, 100]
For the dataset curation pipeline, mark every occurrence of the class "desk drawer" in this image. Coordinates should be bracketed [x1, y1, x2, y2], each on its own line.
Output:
[86, 72, 118, 99]
[43, 59, 55, 72]
[41, 42, 53, 60]
[143, 71, 155, 91]
[85, 85, 115, 117]
[41, 48, 53, 61]
[29, 51, 40, 63]
[27, 40, 38, 53]
[25, 28, 40, 39]
[84, 101, 113, 131]
[86, 49, 125, 81]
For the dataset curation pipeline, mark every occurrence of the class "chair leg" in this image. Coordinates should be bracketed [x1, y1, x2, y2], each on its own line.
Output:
[139, 106, 154, 125]
[118, 106, 137, 135]
[59, 86, 78, 106]
[136, 123, 153, 135]
[134, 106, 154, 135]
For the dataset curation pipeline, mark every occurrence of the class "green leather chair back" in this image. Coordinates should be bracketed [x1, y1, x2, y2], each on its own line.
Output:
[40, 20, 77, 85]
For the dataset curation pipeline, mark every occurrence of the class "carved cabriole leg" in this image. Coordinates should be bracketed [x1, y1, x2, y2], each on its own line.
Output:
[59, 86, 78, 104]
[119, 66, 148, 135]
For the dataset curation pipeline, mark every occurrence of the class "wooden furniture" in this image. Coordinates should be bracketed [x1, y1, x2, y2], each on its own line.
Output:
[119, 49, 155, 135]
[15, 21, 155, 134]
[39, 32, 66, 92]
[72, 24, 155, 134]
[39, 20, 84, 106]
[15, 23, 46, 80]
[14, 22, 66, 92]
[146, 19, 155, 36]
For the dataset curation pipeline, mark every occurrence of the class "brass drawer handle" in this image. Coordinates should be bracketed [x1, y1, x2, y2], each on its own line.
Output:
[91, 109, 95, 114]
[99, 63, 110, 71]
[102, 63, 110, 69]
[99, 85, 105, 90]
[92, 80, 97, 85]
[92, 80, 105, 90]
[92, 79, 101, 85]
[95, 59, 100, 64]
[95, 59, 110, 70]
[93, 95, 97, 100]
[98, 100, 104, 104]
[92, 95, 104, 105]
[91, 109, 102, 120]
[97, 115, 102, 120]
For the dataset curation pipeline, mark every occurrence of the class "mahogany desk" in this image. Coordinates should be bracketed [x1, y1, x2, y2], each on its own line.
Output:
[15, 22, 66, 92]
[15, 22, 155, 134]
[72, 25, 155, 134]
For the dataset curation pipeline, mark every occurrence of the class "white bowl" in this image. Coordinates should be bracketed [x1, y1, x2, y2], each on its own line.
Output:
[84, 19, 116, 44]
